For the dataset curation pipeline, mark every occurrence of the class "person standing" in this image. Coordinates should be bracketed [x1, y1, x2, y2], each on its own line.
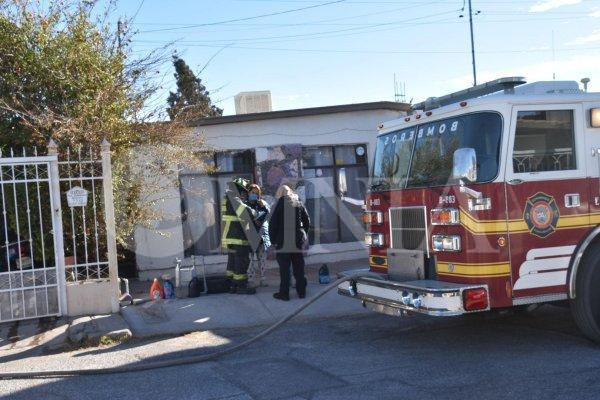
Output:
[247, 184, 271, 287]
[221, 177, 257, 295]
[268, 185, 310, 301]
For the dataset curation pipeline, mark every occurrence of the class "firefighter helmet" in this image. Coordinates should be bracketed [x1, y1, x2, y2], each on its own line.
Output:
[230, 177, 250, 192]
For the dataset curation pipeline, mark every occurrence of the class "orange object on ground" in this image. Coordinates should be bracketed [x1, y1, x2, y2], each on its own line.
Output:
[149, 278, 165, 300]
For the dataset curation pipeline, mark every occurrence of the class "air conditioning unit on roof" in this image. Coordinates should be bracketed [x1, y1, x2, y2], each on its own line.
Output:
[234, 91, 272, 114]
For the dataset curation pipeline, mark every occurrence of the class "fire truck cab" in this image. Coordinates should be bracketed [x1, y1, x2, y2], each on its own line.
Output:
[338, 77, 600, 342]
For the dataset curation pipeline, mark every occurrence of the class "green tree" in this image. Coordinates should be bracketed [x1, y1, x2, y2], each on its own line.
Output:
[0, 0, 210, 249]
[167, 56, 222, 121]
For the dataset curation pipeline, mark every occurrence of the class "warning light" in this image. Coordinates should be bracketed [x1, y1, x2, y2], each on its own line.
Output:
[463, 288, 488, 311]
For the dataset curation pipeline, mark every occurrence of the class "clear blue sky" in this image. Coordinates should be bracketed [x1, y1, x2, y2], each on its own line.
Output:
[110, 0, 600, 116]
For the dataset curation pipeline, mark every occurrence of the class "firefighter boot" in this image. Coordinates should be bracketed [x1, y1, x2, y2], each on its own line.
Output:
[235, 281, 256, 295]
[228, 279, 237, 294]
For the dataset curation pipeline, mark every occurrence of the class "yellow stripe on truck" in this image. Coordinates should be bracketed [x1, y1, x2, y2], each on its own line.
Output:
[437, 261, 511, 277]
[459, 209, 528, 235]
[459, 208, 599, 235]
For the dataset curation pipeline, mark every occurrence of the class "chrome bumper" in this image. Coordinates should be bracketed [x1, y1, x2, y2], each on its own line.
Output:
[337, 270, 490, 317]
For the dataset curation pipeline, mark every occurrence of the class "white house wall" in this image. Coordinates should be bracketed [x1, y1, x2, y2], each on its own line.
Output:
[197, 110, 400, 162]
[135, 108, 404, 279]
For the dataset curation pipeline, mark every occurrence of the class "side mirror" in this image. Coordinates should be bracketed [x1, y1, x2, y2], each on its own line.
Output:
[453, 148, 477, 182]
[338, 167, 348, 195]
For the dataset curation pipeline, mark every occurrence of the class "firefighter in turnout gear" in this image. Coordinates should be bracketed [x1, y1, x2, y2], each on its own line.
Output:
[221, 178, 259, 295]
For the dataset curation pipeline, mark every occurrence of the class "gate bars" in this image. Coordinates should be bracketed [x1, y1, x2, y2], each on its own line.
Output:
[50, 140, 117, 286]
[0, 140, 118, 322]
[0, 148, 63, 321]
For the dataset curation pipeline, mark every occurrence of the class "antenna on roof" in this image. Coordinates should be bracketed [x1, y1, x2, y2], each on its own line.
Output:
[411, 76, 527, 112]
[552, 30, 556, 80]
[581, 78, 590, 92]
[394, 74, 406, 103]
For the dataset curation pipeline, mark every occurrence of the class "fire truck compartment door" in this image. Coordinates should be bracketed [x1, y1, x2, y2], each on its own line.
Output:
[387, 249, 424, 281]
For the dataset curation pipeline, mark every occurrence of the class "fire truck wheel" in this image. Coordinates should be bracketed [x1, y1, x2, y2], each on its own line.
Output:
[570, 244, 600, 343]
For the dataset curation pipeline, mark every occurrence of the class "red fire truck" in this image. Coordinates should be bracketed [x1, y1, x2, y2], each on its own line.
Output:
[338, 77, 600, 342]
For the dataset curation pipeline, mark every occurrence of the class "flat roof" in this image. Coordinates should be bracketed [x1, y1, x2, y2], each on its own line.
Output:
[191, 101, 410, 127]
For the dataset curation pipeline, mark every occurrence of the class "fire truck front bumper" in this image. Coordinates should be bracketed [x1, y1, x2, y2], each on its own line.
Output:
[338, 270, 490, 317]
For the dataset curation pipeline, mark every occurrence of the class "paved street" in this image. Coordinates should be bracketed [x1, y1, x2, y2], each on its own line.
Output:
[2, 303, 600, 400]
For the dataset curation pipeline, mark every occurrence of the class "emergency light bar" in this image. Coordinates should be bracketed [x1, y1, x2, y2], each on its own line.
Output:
[411, 77, 527, 112]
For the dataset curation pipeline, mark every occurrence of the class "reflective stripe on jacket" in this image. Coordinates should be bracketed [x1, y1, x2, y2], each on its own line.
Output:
[221, 190, 257, 249]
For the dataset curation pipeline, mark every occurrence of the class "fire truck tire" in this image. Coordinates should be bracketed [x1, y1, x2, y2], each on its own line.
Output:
[570, 244, 600, 343]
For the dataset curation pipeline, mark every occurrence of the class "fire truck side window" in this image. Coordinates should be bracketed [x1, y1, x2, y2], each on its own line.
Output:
[513, 110, 576, 173]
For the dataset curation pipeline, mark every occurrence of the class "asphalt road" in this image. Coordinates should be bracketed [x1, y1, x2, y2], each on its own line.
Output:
[2, 304, 600, 400]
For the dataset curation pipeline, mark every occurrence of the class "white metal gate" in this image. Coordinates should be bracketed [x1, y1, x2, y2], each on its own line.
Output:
[0, 139, 118, 322]
[0, 151, 65, 322]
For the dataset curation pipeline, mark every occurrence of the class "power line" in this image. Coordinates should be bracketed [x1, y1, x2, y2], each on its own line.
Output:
[229, 0, 599, 3]
[134, 0, 449, 27]
[133, 5, 598, 44]
[163, 9, 461, 42]
[140, 0, 348, 33]
[134, 9, 596, 27]
[133, 14, 593, 47]
[131, 0, 146, 23]
[135, 9, 462, 48]
[229, 0, 545, 2]
[132, 42, 600, 55]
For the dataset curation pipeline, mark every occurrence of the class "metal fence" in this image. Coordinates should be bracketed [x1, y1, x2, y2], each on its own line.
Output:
[0, 140, 117, 323]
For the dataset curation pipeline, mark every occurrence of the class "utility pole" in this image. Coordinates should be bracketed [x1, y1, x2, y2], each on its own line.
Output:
[468, 0, 477, 86]
[552, 30, 556, 80]
[117, 19, 123, 52]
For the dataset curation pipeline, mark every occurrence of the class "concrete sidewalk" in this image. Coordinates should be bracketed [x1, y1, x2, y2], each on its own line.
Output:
[121, 283, 370, 338]
[122, 259, 370, 338]
[0, 259, 369, 352]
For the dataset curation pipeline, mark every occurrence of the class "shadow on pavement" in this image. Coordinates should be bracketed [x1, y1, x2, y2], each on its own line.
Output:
[4, 305, 600, 400]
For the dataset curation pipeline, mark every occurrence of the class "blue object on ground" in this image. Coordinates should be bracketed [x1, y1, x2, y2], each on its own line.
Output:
[163, 280, 175, 299]
[318, 264, 330, 285]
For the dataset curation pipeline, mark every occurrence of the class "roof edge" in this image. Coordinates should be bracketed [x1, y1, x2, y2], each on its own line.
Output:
[190, 101, 410, 127]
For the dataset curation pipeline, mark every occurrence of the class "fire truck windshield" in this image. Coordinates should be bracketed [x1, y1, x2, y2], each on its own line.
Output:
[371, 112, 503, 191]
[372, 126, 415, 190]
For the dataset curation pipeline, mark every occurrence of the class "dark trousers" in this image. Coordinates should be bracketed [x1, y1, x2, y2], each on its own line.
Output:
[276, 252, 307, 297]
[226, 245, 251, 286]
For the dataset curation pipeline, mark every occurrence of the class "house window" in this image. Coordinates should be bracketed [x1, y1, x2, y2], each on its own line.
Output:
[180, 150, 255, 256]
[301, 144, 368, 245]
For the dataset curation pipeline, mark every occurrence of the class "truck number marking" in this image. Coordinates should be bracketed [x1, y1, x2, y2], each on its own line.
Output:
[439, 195, 456, 205]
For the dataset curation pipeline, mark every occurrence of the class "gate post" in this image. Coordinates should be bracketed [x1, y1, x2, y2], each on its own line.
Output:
[101, 139, 120, 312]
[47, 139, 68, 316]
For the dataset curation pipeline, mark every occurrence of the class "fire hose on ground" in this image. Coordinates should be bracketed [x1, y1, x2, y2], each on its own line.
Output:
[0, 273, 370, 380]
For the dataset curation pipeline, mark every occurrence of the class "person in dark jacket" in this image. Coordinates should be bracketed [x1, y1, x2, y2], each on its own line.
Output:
[268, 185, 310, 301]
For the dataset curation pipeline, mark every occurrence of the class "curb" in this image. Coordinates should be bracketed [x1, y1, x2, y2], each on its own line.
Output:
[67, 314, 132, 346]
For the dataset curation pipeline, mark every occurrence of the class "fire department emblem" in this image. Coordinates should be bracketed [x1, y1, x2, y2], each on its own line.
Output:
[523, 192, 559, 238]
